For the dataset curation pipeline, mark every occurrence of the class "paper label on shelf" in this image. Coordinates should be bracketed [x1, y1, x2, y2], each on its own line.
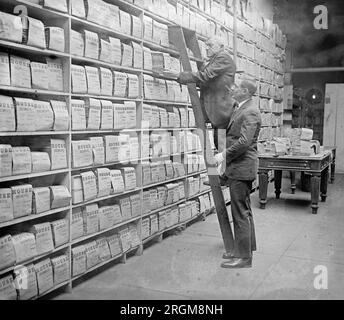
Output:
[0, 235, 16, 271]
[113, 71, 127, 97]
[150, 189, 158, 210]
[141, 164, 151, 186]
[142, 104, 152, 128]
[14, 264, 38, 300]
[127, 74, 139, 99]
[158, 163, 166, 181]
[50, 100, 69, 131]
[72, 245, 86, 276]
[98, 206, 114, 230]
[159, 107, 168, 127]
[32, 187, 50, 214]
[128, 224, 140, 247]
[0, 95, 15, 132]
[124, 101, 137, 128]
[33, 100, 54, 131]
[51, 219, 69, 247]
[0, 189, 13, 223]
[109, 37, 122, 65]
[110, 170, 125, 194]
[100, 68, 113, 96]
[12, 233, 37, 263]
[104, 135, 119, 163]
[130, 194, 141, 218]
[71, 65, 87, 93]
[131, 15, 142, 38]
[150, 214, 159, 234]
[143, 16, 153, 40]
[113, 103, 126, 130]
[165, 161, 174, 179]
[85, 241, 100, 269]
[35, 259, 54, 295]
[129, 137, 139, 161]
[118, 134, 130, 164]
[50, 185, 71, 209]
[0, 275, 17, 300]
[0, 145, 12, 177]
[121, 43, 133, 67]
[70, 30, 84, 56]
[143, 75, 154, 100]
[99, 39, 112, 63]
[119, 197, 132, 221]
[151, 106, 160, 128]
[143, 47, 152, 70]
[71, 99, 86, 131]
[100, 100, 113, 130]
[107, 234, 122, 257]
[142, 191, 151, 214]
[83, 204, 99, 235]
[96, 237, 111, 261]
[51, 255, 69, 285]
[96, 168, 111, 198]
[86, 99, 101, 130]
[119, 227, 131, 252]
[12, 147, 31, 175]
[30, 222, 54, 255]
[141, 132, 150, 159]
[30, 62, 49, 90]
[81, 171, 97, 201]
[13, 98, 36, 131]
[132, 42, 143, 69]
[26, 17, 46, 48]
[46, 58, 64, 92]
[85, 66, 100, 95]
[85, 0, 105, 24]
[71, 0, 86, 18]
[50, 139, 67, 170]
[72, 209, 84, 240]
[0, 53, 10, 86]
[84, 30, 99, 60]
[150, 163, 159, 183]
[123, 167, 137, 190]
[141, 218, 150, 239]
[120, 10, 132, 35]
[43, 0, 68, 12]
[104, 3, 120, 30]
[0, 12, 22, 43]
[89, 136, 105, 165]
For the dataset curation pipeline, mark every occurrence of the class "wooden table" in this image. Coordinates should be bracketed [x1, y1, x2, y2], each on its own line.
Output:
[324, 146, 337, 184]
[258, 151, 332, 214]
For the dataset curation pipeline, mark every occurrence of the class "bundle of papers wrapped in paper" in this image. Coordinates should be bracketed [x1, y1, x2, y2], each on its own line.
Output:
[258, 128, 321, 156]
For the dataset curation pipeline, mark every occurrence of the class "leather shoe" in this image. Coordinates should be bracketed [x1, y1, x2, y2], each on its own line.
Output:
[222, 252, 236, 259]
[221, 258, 252, 269]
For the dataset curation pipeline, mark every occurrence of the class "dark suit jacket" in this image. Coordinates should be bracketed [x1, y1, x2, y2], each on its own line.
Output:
[222, 98, 261, 181]
[178, 49, 236, 129]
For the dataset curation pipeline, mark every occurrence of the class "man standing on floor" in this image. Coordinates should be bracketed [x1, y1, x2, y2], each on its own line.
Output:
[176, 37, 237, 150]
[214, 78, 261, 269]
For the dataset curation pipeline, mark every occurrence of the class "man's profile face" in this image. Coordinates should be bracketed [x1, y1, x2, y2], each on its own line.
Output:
[205, 40, 221, 58]
[232, 83, 247, 101]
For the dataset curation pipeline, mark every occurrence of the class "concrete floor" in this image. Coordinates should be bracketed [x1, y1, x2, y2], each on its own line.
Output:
[54, 174, 344, 300]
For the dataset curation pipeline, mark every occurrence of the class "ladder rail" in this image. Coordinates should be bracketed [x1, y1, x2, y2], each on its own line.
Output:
[168, 26, 234, 253]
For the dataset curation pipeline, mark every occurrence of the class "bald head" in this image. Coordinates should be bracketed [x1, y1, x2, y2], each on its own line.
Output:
[205, 37, 224, 58]
[233, 78, 257, 102]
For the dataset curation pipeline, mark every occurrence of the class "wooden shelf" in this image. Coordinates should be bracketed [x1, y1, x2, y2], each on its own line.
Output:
[0, 169, 69, 183]
[0, 206, 70, 229]
[0, 85, 69, 96]
[0, 131, 70, 136]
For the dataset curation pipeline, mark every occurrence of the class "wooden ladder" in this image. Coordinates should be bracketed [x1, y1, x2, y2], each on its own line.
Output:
[168, 25, 234, 253]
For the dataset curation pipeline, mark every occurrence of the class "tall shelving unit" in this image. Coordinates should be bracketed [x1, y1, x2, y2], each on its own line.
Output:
[0, 0, 286, 299]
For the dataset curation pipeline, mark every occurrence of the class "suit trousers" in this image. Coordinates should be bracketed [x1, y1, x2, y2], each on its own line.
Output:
[228, 179, 257, 258]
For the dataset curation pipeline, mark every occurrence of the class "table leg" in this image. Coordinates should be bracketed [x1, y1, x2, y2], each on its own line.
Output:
[320, 167, 329, 202]
[310, 173, 321, 214]
[274, 170, 282, 199]
[290, 171, 296, 194]
[259, 170, 269, 209]
[330, 150, 336, 184]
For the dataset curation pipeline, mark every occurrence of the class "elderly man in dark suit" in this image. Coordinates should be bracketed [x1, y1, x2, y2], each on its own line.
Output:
[177, 37, 237, 148]
[214, 78, 262, 269]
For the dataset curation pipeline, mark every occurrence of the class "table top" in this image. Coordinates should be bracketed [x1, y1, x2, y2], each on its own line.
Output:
[259, 150, 332, 161]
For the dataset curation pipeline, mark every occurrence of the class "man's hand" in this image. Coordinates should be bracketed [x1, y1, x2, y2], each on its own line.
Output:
[161, 70, 180, 80]
[214, 152, 224, 166]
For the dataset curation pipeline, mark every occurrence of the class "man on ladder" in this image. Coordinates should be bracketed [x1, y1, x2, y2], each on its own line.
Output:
[169, 34, 260, 268]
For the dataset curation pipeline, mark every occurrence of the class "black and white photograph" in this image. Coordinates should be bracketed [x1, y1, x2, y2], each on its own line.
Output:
[0, 0, 343, 303]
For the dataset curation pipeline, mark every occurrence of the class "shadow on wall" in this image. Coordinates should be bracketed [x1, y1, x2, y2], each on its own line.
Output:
[273, 0, 344, 67]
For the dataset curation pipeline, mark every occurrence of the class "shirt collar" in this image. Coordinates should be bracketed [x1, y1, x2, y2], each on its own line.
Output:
[237, 99, 250, 110]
